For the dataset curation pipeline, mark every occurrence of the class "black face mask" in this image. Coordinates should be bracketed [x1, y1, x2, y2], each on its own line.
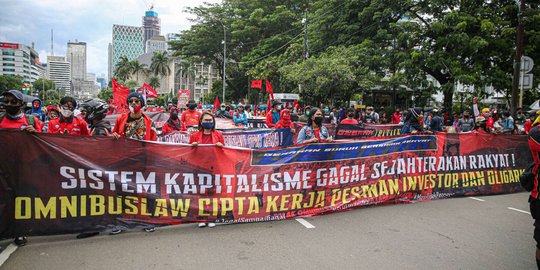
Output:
[314, 116, 323, 126]
[188, 105, 197, 110]
[170, 113, 178, 120]
[347, 113, 354, 117]
[5, 105, 20, 115]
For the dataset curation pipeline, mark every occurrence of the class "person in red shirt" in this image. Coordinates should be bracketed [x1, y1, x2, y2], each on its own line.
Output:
[0, 90, 42, 133]
[162, 105, 186, 134]
[112, 92, 157, 141]
[0, 90, 43, 247]
[181, 99, 202, 128]
[189, 111, 224, 228]
[340, 108, 359, 125]
[274, 108, 296, 134]
[391, 108, 401, 124]
[189, 111, 224, 147]
[47, 97, 90, 136]
[266, 100, 281, 128]
[525, 113, 538, 134]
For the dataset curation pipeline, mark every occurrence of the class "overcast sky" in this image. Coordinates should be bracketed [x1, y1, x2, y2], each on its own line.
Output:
[0, 0, 221, 78]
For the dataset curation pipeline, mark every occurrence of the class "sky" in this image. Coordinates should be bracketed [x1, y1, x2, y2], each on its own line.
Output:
[0, 0, 222, 79]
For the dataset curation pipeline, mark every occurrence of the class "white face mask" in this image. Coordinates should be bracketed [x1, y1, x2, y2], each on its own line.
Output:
[60, 108, 73, 118]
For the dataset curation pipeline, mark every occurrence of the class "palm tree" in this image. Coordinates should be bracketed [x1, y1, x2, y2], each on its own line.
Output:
[114, 56, 132, 81]
[130, 60, 147, 81]
[150, 51, 170, 77]
[149, 76, 160, 90]
[176, 60, 196, 90]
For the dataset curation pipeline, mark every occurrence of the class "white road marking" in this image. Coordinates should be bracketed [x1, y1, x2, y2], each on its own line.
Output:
[508, 207, 531, 215]
[468, 197, 485, 202]
[0, 244, 18, 267]
[296, 218, 315, 229]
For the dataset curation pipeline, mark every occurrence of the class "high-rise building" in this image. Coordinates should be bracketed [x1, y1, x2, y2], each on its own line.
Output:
[47, 56, 71, 96]
[143, 9, 160, 51]
[0, 42, 43, 84]
[109, 25, 144, 81]
[66, 41, 87, 80]
[146, 35, 167, 54]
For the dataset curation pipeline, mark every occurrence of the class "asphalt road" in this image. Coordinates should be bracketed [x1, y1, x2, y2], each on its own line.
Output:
[0, 192, 535, 270]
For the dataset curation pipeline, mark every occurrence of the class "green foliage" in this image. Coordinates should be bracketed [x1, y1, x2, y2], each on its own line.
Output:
[148, 77, 160, 90]
[97, 87, 113, 103]
[33, 78, 55, 92]
[0, 75, 24, 92]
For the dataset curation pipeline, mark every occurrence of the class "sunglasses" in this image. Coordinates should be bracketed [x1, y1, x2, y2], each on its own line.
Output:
[129, 99, 141, 104]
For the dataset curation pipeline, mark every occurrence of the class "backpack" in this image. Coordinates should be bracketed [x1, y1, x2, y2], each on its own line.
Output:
[0, 113, 36, 128]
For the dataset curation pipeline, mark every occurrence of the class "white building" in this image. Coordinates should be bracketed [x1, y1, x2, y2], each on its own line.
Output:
[146, 35, 167, 54]
[47, 56, 71, 96]
[0, 42, 43, 84]
[66, 41, 87, 80]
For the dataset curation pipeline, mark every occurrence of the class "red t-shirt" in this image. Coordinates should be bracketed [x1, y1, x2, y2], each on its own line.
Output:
[486, 117, 495, 129]
[340, 118, 359, 125]
[48, 117, 90, 136]
[202, 133, 213, 144]
[314, 129, 321, 140]
[181, 110, 201, 127]
[0, 115, 42, 132]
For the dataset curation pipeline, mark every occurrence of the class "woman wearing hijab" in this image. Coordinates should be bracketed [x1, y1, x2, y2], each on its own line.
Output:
[296, 108, 334, 144]
[401, 108, 426, 134]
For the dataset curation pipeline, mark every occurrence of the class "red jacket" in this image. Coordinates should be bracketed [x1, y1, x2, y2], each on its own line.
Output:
[529, 125, 540, 199]
[162, 119, 186, 134]
[266, 110, 279, 128]
[48, 117, 89, 135]
[0, 114, 43, 132]
[113, 112, 157, 141]
[391, 112, 401, 124]
[189, 130, 224, 145]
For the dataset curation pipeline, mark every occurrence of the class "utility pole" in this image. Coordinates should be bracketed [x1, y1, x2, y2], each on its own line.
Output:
[222, 25, 226, 104]
[511, 0, 525, 117]
[303, 8, 309, 59]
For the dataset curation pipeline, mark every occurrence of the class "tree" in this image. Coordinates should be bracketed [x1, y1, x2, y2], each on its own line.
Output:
[0, 75, 23, 93]
[150, 51, 171, 77]
[114, 56, 132, 81]
[97, 87, 113, 103]
[33, 78, 55, 93]
[130, 60, 147, 81]
[148, 76, 160, 90]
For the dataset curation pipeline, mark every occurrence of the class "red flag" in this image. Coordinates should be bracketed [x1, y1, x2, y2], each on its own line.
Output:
[112, 78, 130, 114]
[142, 83, 158, 98]
[250, 80, 262, 89]
[266, 95, 272, 113]
[214, 96, 221, 109]
[265, 80, 274, 99]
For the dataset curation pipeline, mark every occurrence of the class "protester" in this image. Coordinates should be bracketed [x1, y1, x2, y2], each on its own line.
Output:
[498, 111, 515, 134]
[274, 108, 295, 134]
[296, 108, 333, 144]
[265, 100, 281, 128]
[42, 105, 59, 133]
[48, 97, 90, 136]
[525, 113, 538, 134]
[162, 105, 185, 134]
[330, 108, 338, 124]
[215, 104, 231, 118]
[429, 109, 443, 132]
[0, 90, 43, 247]
[298, 106, 311, 123]
[245, 105, 253, 119]
[112, 92, 157, 141]
[83, 99, 111, 136]
[233, 104, 248, 126]
[526, 123, 540, 269]
[181, 99, 202, 128]
[457, 111, 474, 132]
[26, 98, 45, 122]
[363, 106, 380, 124]
[391, 108, 401, 124]
[340, 108, 359, 125]
[474, 116, 491, 134]
[401, 108, 426, 134]
[516, 108, 527, 134]
[189, 111, 224, 228]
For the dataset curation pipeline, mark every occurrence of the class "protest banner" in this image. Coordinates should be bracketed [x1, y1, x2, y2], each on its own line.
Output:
[158, 128, 294, 149]
[177, 90, 190, 108]
[0, 130, 531, 238]
[335, 123, 402, 139]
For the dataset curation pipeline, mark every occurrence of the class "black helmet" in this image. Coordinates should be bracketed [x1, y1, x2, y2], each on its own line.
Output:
[82, 99, 109, 122]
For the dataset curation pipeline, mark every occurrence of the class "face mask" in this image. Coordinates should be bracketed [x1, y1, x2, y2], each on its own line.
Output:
[60, 108, 73, 118]
[201, 122, 214, 130]
[347, 113, 354, 117]
[220, 107, 225, 111]
[129, 104, 142, 113]
[188, 105, 197, 110]
[305, 111, 310, 116]
[170, 113, 178, 120]
[314, 116, 323, 126]
[5, 105, 20, 115]
[324, 109, 329, 113]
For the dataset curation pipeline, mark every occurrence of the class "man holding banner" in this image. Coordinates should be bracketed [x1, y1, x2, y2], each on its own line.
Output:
[112, 92, 157, 141]
[181, 100, 201, 128]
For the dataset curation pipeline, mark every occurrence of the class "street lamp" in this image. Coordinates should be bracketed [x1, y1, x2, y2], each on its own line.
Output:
[220, 23, 226, 104]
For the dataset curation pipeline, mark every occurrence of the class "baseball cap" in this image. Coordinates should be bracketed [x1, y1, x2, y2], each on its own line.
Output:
[2, 90, 24, 101]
